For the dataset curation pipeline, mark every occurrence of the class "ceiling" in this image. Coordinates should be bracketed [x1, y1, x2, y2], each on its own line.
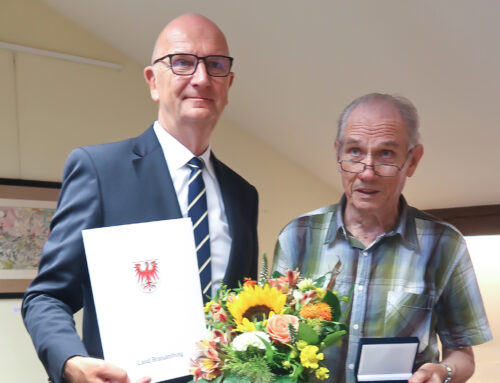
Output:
[42, 0, 500, 210]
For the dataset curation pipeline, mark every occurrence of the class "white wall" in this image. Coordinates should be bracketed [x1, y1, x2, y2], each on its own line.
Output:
[465, 236, 500, 383]
[0, 0, 339, 381]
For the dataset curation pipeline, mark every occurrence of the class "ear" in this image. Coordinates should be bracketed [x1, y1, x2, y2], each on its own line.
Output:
[334, 140, 340, 153]
[334, 140, 342, 171]
[144, 66, 159, 102]
[334, 139, 342, 161]
[406, 144, 424, 177]
[228, 72, 235, 89]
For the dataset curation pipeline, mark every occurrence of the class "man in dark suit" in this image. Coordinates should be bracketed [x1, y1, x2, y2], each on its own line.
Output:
[22, 14, 258, 383]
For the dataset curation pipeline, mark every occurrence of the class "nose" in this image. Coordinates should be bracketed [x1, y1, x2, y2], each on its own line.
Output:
[358, 165, 377, 179]
[190, 59, 210, 85]
[358, 154, 377, 179]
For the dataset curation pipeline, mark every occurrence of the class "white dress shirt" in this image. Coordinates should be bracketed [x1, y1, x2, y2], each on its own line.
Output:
[153, 121, 231, 293]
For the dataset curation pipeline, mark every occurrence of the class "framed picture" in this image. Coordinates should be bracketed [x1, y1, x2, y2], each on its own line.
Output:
[0, 178, 61, 297]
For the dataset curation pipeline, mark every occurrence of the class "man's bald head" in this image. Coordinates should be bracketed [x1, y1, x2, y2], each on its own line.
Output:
[151, 14, 230, 63]
[143, 13, 234, 155]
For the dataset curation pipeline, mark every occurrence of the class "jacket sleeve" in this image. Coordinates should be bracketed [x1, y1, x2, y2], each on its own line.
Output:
[22, 147, 103, 383]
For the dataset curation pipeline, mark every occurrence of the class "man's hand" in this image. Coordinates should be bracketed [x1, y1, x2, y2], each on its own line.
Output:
[408, 346, 475, 383]
[408, 362, 446, 383]
[63, 356, 151, 383]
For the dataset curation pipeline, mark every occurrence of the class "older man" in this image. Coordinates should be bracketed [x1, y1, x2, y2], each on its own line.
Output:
[22, 14, 259, 383]
[273, 93, 491, 383]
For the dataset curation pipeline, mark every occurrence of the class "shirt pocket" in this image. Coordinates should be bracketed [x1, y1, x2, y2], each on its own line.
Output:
[384, 291, 434, 352]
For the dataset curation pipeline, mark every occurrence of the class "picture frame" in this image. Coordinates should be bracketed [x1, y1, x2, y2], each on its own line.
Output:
[0, 178, 61, 298]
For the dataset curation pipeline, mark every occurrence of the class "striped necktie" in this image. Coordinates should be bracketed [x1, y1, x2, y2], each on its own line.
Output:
[187, 157, 211, 302]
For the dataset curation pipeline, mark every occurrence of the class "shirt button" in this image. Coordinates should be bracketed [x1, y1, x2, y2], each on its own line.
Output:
[353, 324, 359, 330]
[362, 251, 368, 256]
[349, 363, 354, 370]
[358, 285, 364, 291]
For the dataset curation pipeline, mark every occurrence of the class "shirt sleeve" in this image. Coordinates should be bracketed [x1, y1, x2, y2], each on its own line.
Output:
[435, 236, 493, 349]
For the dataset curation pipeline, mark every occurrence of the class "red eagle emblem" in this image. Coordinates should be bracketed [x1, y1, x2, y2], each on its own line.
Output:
[134, 260, 159, 292]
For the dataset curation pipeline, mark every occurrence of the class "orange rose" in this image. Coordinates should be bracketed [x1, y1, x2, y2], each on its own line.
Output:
[266, 314, 299, 344]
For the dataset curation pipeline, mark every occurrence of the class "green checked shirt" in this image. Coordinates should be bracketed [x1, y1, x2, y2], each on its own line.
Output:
[273, 196, 492, 383]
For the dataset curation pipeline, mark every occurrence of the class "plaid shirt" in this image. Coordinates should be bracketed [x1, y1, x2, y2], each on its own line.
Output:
[273, 196, 492, 383]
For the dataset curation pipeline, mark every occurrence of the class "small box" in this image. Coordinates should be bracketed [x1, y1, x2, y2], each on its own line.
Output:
[355, 337, 419, 383]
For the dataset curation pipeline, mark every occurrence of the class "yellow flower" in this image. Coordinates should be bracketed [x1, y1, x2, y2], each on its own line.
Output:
[300, 302, 332, 321]
[300, 345, 324, 369]
[296, 340, 308, 351]
[227, 284, 286, 325]
[297, 278, 314, 290]
[204, 301, 214, 313]
[315, 287, 326, 300]
[235, 317, 256, 332]
[315, 367, 329, 380]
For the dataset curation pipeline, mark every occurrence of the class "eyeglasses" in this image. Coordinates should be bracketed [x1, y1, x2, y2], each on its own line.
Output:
[338, 149, 413, 177]
[153, 53, 234, 77]
[337, 160, 404, 177]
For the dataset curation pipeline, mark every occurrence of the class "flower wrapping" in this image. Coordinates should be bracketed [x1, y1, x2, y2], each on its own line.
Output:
[189, 265, 348, 383]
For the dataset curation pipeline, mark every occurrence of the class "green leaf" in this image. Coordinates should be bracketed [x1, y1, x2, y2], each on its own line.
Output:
[259, 253, 269, 285]
[322, 290, 341, 322]
[224, 375, 251, 383]
[256, 335, 275, 363]
[273, 375, 298, 383]
[290, 364, 304, 379]
[271, 270, 283, 279]
[313, 274, 327, 287]
[341, 284, 355, 320]
[188, 377, 223, 383]
[321, 329, 347, 347]
[297, 322, 319, 345]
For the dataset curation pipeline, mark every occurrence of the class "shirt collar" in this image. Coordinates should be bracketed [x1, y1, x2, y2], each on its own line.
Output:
[326, 194, 419, 251]
[153, 121, 215, 179]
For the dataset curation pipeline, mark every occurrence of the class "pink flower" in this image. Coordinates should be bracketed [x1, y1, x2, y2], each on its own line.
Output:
[268, 270, 302, 294]
[300, 289, 317, 303]
[210, 303, 228, 322]
[191, 337, 223, 381]
[286, 269, 301, 287]
[196, 339, 219, 359]
[266, 314, 299, 344]
[190, 358, 222, 382]
[212, 329, 229, 344]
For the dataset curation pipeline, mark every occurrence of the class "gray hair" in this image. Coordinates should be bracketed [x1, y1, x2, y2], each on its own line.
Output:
[336, 93, 420, 149]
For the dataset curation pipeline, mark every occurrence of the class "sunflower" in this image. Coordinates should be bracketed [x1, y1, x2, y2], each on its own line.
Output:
[227, 284, 286, 325]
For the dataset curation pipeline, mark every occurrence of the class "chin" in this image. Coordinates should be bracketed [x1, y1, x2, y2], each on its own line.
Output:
[351, 198, 381, 212]
[183, 111, 217, 122]
[356, 204, 380, 213]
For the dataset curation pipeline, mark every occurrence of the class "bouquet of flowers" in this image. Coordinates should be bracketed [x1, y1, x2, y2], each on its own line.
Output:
[189, 260, 348, 383]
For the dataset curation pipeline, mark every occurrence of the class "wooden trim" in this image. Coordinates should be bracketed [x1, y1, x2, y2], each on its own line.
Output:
[0, 177, 61, 189]
[0, 41, 122, 70]
[425, 205, 500, 235]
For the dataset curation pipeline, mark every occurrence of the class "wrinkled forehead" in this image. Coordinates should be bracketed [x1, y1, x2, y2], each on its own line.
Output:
[343, 101, 408, 145]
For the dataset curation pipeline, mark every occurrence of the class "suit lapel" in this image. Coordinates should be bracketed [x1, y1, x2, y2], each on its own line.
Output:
[131, 126, 182, 220]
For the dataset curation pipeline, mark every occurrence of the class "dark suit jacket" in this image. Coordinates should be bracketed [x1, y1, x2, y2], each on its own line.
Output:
[22, 126, 259, 383]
